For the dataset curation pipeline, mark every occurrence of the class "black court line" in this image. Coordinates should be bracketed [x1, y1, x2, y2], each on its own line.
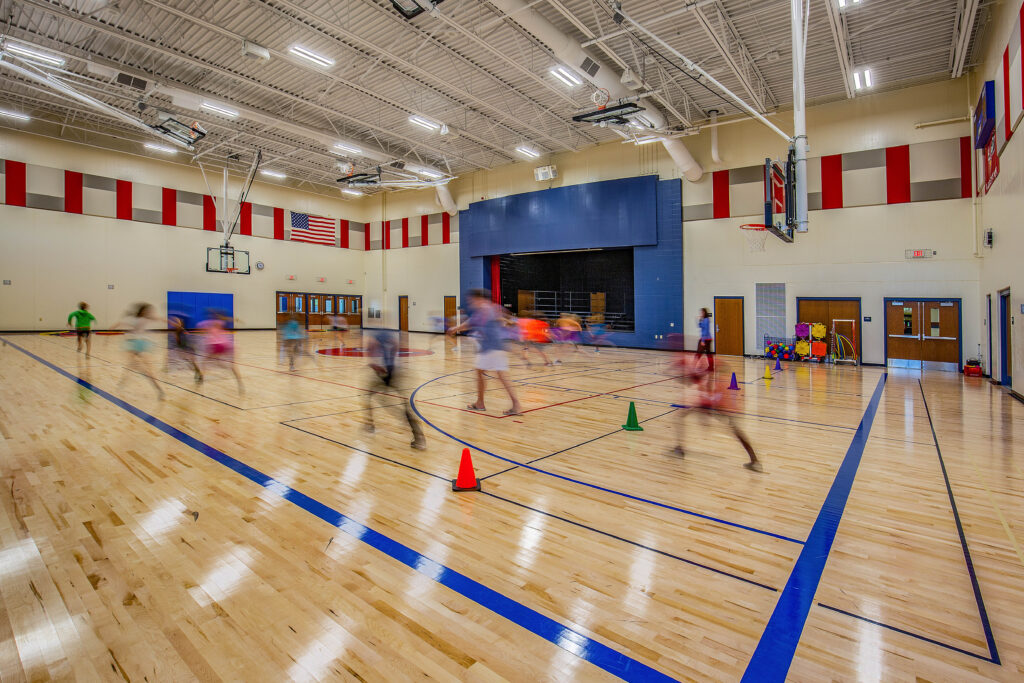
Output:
[918, 379, 1001, 664]
[815, 603, 993, 662]
[7, 336, 990, 662]
[480, 408, 679, 481]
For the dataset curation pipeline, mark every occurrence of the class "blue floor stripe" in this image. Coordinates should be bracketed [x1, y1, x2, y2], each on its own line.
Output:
[741, 373, 888, 682]
[3, 338, 677, 682]
[410, 369, 804, 545]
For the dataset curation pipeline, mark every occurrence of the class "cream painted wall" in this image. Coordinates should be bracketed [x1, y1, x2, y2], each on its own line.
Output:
[0, 128, 362, 219]
[0, 204, 363, 330]
[685, 200, 979, 364]
[361, 244, 460, 332]
[973, 0, 1024, 389]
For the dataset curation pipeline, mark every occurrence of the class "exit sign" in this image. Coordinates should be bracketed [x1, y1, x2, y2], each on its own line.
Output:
[905, 249, 935, 259]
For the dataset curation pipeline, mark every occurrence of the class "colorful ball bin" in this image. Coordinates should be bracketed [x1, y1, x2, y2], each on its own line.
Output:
[764, 342, 795, 360]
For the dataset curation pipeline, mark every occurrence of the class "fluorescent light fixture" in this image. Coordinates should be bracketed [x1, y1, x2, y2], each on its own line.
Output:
[201, 101, 239, 118]
[341, 188, 363, 196]
[418, 169, 443, 179]
[409, 115, 441, 130]
[837, 0, 861, 7]
[550, 66, 582, 87]
[5, 44, 65, 67]
[515, 146, 540, 158]
[260, 169, 286, 179]
[333, 142, 361, 155]
[853, 68, 872, 90]
[0, 109, 31, 121]
[144, 142, 177, 153]
[288, 45, 334, 68]
[634, 136, 660, 145]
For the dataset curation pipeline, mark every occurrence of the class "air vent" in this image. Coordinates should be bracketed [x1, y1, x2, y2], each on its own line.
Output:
[116, 73, 148, 91]
[579, 57, 600, 77]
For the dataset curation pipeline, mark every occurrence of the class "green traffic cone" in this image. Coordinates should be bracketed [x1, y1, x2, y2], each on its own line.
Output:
[622, 401, 643, 431]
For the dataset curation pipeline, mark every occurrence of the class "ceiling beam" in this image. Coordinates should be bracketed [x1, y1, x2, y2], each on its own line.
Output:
[692, 2, 775, 112]
[951, 0, 980, 78]
[15, 0, 487, 171]
[824, 0, 855, 99]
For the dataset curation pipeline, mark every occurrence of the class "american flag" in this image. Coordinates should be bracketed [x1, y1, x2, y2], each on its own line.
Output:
[290, 212, 336, 245]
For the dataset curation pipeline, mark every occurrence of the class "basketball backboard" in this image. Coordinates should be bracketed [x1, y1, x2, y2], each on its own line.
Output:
[763, 147, 796, 243]
[206, 246, 250, 274]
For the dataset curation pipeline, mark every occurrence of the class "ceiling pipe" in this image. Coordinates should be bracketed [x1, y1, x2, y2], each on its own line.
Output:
[708, 110, 722, 163]
[436, 183, 457, 215]
[487, 0, 703, 182]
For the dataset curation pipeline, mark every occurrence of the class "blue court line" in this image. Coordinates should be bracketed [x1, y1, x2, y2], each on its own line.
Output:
[741, 373, 888, 682]
[918, 379, 1000, 664]
[410, 369, 804, 546]
[2, 338, 677, 682]
[281, 421, 783, 593]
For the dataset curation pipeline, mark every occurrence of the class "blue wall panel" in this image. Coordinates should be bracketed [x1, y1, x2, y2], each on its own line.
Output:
[458, 176, 681, 350]
[167, 291, 234, 329]
[461, 175, 657, 258]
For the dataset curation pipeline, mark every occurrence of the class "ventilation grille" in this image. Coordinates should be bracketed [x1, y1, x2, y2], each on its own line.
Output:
[579, 57, 600, 77]
[116, 73, 148, 91]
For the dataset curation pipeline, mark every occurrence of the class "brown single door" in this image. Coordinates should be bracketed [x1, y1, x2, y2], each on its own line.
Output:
[713, 297, 744, 356]
[1003, 292, 1013, 383]
[886, 300, 922, 363]
[308, 294, 322, 329]
[921, 301, 960, 365]
[518, 290, 535, 315]
[590, 292, 606, 314]
[443, 296, 457, 331]
[399, 296, 409, 331]
[276, 292, 291, 325]
[344, 296, 362, 328]
[828, 299, 861, 360]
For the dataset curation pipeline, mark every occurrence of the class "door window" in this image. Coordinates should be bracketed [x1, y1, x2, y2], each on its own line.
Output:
[311, 297, 319, 313]
[279, 296, 287, 313]
[351, 299, 359, 314]
[325, 298, 333, 313]
[903, 307, 913, 334]
[296, 297, 303, 313]
[930, 307, 940, 336]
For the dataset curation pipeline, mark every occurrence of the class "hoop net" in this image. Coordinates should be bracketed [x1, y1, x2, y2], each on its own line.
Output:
[740, 224, 769, 252]
[591, 88, 610, 110]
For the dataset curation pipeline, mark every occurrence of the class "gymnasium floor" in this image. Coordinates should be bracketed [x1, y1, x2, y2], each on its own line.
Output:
[1, 330, 1022, 681]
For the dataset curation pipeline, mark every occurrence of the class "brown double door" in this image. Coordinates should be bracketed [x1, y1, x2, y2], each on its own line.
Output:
[276, 292, 362, 329]
[713, 297, 744, 356]
[886, 299, 960, 370]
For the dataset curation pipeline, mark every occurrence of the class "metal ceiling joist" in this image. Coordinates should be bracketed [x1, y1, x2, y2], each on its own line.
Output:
[951, 0, 980, 78]
[692, 2, 775, 113]
[15, 0, 484, 171]
[824, 0, 855, 99]
[243, 0, 580, 154]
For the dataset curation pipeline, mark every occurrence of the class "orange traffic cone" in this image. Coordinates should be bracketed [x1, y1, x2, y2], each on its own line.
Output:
[452, 447, 481, 491]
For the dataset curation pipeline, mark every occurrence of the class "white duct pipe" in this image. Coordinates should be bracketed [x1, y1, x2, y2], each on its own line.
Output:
[436, 183, 457, 216]
[488, 0, 703, 182]
[709, 110, 722, 163]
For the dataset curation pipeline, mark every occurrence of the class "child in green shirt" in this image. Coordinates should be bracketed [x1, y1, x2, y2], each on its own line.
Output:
[67, 302, 96, 356]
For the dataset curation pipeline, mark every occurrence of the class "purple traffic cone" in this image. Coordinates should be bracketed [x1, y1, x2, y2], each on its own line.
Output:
[774, 356, 782, 371]
[728, 372, 739, 390]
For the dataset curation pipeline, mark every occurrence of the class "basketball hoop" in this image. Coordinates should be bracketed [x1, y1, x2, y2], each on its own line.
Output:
[226, 267, 238, 274]
[591, 88, 610, 110]
[739, 224, 770, 252]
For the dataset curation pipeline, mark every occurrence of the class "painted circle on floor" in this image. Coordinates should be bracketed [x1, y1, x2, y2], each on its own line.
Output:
[317, 347, 434, 357]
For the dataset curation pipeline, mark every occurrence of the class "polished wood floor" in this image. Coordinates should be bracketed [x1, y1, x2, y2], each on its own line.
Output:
[1, 330, 1023, 681]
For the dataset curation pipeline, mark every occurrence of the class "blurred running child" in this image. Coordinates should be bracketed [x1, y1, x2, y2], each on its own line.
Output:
[67, 302, 96, 356]
[696, 307, 715, 371]
[168, 314, 202, 382]
[516, 311, 553, 367]
[113, 303, 164, 399]
[673, 349, 761, 471]
[448, 289, 523, 415]
[365, 329, 426, 450]
[329, 311, 349, 348]
[282, 313, 317, 370]
[552, 312, 582, 362]
[196, 312, 243, 394]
